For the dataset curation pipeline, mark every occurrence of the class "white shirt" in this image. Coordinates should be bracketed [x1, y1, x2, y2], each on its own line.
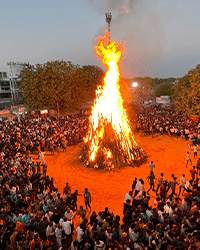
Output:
[76, 226, 84, 242]
[139, 184, 145, 192]
[194, 145, 198, 152]
[65, 210, 74, 220]
[129, 228, 139, 242]
[158, 210, 164, 223]
[135, 181, 141, 191]
[39, 152, 45, 161]
[55, 227, 63, 239]
[94, 240, 105, 250]
[46, 225, 55, 237]
[185, 181, 191, 190]
[62, 220, 72, 235]
[180, 176, 186, 187]
[146, 210, 153, 221]
[149, 163, 155, 171]
[164, 204, 171, 214]
[124, 193, 132, 203]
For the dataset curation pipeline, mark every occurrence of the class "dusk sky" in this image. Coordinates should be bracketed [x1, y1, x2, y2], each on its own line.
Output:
[1, 0, 200, 78]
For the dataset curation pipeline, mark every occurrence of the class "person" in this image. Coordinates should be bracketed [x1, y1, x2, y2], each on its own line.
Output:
[186, 151, 192, 168]
[147, 171, 156, 195]
[149, 161, 155, 172]
[132, 178, 137, 193]
[159, 182, 167, 202]
[197, 157, 200, 176]
[62, 217, 72, 248]
[94, 237, 105, 250]
[166, 174, 175, 194]
[169, 177, 179, 197]
[193, 144, 198, 158]
[134, 178, 142, 197]
[123, 199, 131, 215]
[42, 163, 47, 177]
[84, 188, 91, 211]
[55, 223, 63, 248]
[179, 174, 186, 196]
[124, 191, 132, 203]
[65, 207, 74, 221]
[156, 173, 164, 196]
[190, 166, 197, 181]
[63, 182, 71, 195]
[38, 151, 45, 164]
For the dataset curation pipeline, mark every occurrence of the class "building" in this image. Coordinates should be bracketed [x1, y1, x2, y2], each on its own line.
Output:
[156, 96, 171, 105]
[7, 61, 29, 99]
[0, 62, 29, 108]
[0, 72, 11, 99]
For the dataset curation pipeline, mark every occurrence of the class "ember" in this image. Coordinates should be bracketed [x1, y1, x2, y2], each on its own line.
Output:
[81, 33, 146, 169]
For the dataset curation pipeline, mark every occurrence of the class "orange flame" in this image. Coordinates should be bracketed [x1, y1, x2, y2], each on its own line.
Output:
[85, 33, 139, 166]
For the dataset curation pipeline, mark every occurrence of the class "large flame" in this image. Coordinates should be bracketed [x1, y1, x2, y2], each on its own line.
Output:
[84, 34, 142, 168]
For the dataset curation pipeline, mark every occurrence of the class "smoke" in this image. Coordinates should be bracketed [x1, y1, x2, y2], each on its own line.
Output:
[85, 0, 138, 14]
[85, 0, 165, 77]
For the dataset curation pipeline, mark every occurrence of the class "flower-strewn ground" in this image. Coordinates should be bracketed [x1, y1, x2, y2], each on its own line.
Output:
[39, 133, 195, 219]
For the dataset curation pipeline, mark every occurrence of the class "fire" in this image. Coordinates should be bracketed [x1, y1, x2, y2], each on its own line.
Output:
[83, 33, 145, 169]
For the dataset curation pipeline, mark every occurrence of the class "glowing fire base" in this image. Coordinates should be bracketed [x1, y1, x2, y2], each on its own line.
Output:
[81, 118, 146, 170]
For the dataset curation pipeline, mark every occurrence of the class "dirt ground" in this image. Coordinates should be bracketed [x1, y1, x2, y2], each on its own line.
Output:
[34, 133, 197, 219]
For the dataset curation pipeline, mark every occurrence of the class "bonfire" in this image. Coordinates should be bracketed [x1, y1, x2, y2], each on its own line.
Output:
[81, 33, 146, 169]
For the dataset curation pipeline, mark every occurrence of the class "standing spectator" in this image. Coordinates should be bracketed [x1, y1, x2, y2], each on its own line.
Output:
[84, 188, 91, 211]
[186, 151, 192, 168]
[49, 177, 54, 193]
[166, 174, 175, 194]
[169, 177, 179, 197]
[134, 178, 141, 197]
[190, 166, 197, 181]
[132, 178, 137, 193]
[193, 144, 198, 158]
[159, 182, 167, 202]
[94, 237, 105, 250]
[38, 151, 45, 164]
[76, 223, 84, 247]
[156, 173, 164, 196]
[124, 191, 132, 204]
[149, 161, 155, 172]
[179, 174, 186, 196]
[55, 223, 63, 248]
[197, 157, 200, 176]
[62, 218, 72, 248]
[147, 171, 156, 195]
[63, 182, 71, 195]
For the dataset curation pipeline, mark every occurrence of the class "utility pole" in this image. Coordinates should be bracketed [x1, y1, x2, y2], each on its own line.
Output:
[105, 13, 112, 43]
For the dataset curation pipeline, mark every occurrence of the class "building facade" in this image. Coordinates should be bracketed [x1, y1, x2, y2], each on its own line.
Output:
[0, 62, 29, 108]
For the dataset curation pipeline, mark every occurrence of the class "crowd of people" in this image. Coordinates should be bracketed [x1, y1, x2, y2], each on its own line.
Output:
[135, 106, 200, 144]
[0, 108, 199, 250]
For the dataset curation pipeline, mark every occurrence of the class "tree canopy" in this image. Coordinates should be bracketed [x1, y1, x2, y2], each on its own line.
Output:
[173, 64, 200, 116]
[154, 82, 174, 98]
[18, 60, 104, 112]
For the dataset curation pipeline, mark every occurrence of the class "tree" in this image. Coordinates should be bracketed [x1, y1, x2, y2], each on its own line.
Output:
[18, 61, 104, 114]
[154, 82, 174, 98]
[173, 64, 200, 116]
[82, 65, 105, 99]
